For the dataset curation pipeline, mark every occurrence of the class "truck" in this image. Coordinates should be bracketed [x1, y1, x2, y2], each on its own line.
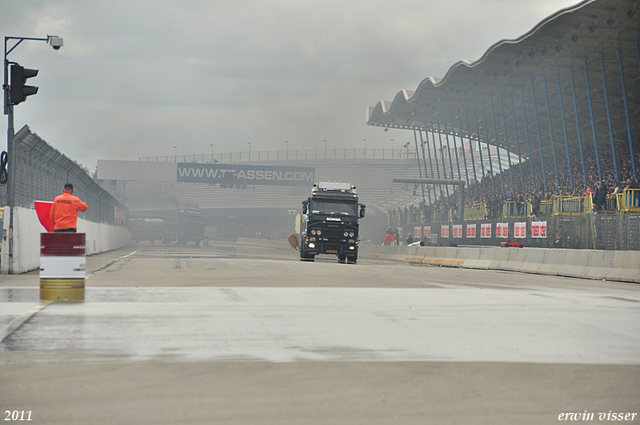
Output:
[298, 182, 365, 263]
[130, 218, 165, 243]
[162, 208, 206, 246]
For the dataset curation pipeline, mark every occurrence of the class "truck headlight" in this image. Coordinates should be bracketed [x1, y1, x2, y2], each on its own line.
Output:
[349, 246, 355, 250]
[308, 243, 316, 249]
[317, 230, 322, 235]
[311, 229, 316, 235]
[349, 232, 355, 237]
[344, 232, 349, 237]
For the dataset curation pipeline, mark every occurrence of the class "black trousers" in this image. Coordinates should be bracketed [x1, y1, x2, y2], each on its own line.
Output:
[54, 228, 77, 233]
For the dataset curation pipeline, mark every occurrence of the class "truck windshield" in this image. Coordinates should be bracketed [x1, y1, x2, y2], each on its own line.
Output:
[310, 200, 357, 216]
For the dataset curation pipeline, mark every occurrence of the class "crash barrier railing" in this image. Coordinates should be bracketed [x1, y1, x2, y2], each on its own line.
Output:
[390, 192, 639, 228]
[397, 214, 640, 251]
[4, 125, 127, 225]
[553, 196, 592, 216]
[617, 189, 640, 213]
[464, 205, 487, 221]
[502, 201, 528, 218]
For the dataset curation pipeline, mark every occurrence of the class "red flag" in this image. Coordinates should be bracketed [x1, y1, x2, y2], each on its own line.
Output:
[35, 201, 54, 232]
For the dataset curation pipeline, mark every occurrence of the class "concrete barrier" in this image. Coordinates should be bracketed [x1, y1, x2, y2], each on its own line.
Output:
[1, 207, 132, 274]
[359, 244, 640, 284]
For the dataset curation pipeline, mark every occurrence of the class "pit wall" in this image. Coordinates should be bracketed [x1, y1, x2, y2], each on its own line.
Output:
[358, 244, 640, 284]
[1, 207, 132, 274]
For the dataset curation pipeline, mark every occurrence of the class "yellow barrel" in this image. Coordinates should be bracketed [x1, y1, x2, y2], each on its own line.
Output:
[40, 279, 85, 301]
[40, 233, 86, 302]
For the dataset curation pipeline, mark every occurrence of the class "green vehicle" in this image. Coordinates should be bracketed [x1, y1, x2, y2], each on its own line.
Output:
[162, 208, 206, 246]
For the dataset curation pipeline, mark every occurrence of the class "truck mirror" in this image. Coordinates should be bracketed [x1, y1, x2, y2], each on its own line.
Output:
[359, 204, 366, 218]
[302, 201, 308, 214]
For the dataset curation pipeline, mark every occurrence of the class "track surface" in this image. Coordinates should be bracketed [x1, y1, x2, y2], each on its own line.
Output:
[1, 241, 639, 424]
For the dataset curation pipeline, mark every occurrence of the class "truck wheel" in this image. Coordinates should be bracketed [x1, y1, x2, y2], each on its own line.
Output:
[338, 254, 346, 264]
[347, 256, 357, 264]
[300, 247, 315, 261]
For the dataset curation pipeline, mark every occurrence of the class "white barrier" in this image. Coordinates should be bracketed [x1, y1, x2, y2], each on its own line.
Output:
[1, 207, 132, 274]
[359, 244, 640, 284]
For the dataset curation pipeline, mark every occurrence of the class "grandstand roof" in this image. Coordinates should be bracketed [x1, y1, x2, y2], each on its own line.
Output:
[366, 0, 639, 170]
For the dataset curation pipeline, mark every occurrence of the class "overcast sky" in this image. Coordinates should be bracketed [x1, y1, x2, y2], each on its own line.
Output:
[2, 0, 582, 172]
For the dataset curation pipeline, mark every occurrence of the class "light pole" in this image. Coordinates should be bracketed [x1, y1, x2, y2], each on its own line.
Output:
[210, 143, 213, 162]
[247, 141, 251, 160]
[391, 138, 394, 159]
[363, 138, 366, 158]
[173, 145, 177, 161]
[285, 140, 289, 160]
[324, 139, 327, 158]
[3, 34, 62, 275]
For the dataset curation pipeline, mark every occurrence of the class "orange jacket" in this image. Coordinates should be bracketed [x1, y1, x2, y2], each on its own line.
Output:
[50, 193, 88, 230]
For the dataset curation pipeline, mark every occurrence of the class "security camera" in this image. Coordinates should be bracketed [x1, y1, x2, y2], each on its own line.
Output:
[48, 36, 63, 50]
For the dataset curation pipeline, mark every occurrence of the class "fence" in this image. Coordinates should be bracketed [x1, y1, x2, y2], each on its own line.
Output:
[1, 125, 127, 225]
[400, 215, 640, 251]
[140, 148, 414, 164]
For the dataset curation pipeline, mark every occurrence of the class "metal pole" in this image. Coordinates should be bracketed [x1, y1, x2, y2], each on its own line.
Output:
[473, 109, 488, 196]
[509, 94, 525, 190]
[569, 66, 588, 188]
[457, 108, 471, 193]
[429, 121, 443, 199]
[412, 130, 426, 202]
[481, 102, 497, 194]
[520, 85, 536, 190]
[543, 75, 560, 190]
[448, 114, 462, 181]
[498, 94, 515, 194]
[436, 121, 451, 198]
[600, 53, 620, 185]
[489, 94, 505, 194]
[423, 128, 437, 203]
[419, 130, 432, 203]
[618, 48, 636, 180]
[465, 109, 479, 196]
[443, 120, 457, 180]
[556, 74, 573, 189]
[531, 77, 548, 192]
[584, 57, 602, 182]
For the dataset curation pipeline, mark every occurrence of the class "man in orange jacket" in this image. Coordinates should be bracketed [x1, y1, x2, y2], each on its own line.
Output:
[50, 183, 88, 232]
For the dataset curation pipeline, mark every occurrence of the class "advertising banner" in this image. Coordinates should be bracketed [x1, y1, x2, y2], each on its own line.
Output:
[481, 223, 492, 238]
[424, 226, 431, 239]
[514, 222, 527, 238]
[452, 224, 463, 238]
[531, 221, 548, 238]
[177, 163, 315, 187]
[496, 223, 509, 238]
[414, 226, 422, 239]
[466, 224, 476, 238]
[441, 225, 449, 238]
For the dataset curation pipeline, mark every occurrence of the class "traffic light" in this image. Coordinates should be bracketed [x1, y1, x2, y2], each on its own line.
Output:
[10, 64, 39, 105]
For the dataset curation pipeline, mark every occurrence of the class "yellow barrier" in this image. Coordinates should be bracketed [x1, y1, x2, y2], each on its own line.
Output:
[617, 189, 640, 213]
[464, 205, 487, 220]
[553, 196, 591, 216]
[502, 201, 528, 218]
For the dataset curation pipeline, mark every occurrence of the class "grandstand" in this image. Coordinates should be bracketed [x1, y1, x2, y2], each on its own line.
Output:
[100, 0, 638, 247]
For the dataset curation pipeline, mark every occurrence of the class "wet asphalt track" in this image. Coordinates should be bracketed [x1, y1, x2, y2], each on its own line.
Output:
[1, 241, 639, 425]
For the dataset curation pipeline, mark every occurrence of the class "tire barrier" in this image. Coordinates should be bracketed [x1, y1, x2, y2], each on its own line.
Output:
[359, 244, 640, 284]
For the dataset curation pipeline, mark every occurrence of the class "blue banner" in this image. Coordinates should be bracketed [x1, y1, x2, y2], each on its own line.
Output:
[177, 163, 315, 186]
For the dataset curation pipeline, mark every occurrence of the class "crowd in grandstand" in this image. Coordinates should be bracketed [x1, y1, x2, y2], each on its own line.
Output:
[389, 140, 640, 226]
